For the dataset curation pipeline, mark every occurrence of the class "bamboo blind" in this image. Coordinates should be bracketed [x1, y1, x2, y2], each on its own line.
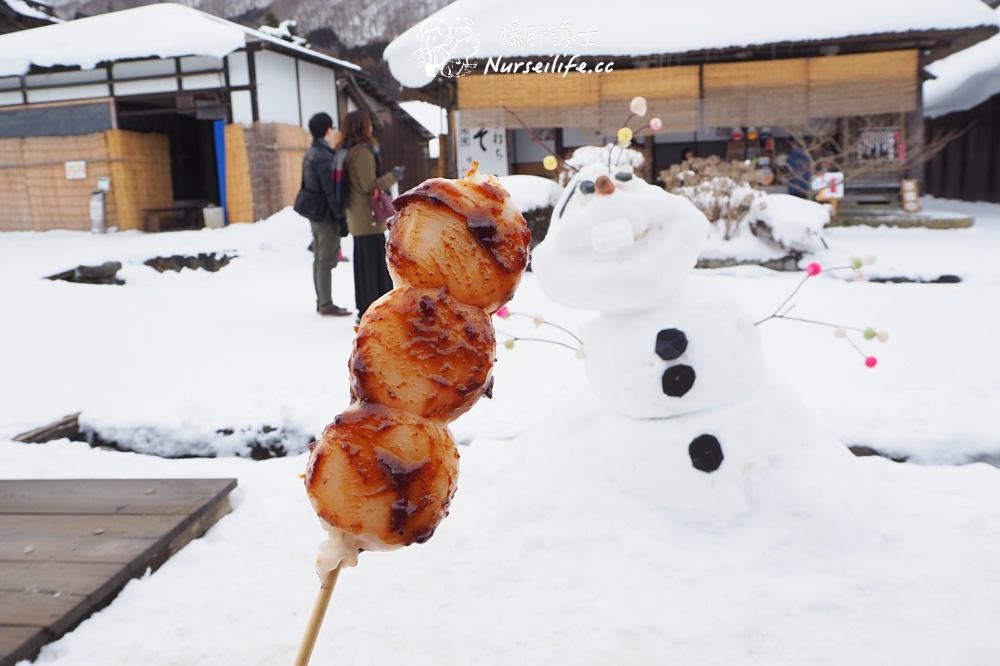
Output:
[598, 67, 699, 133]
[703, 58, 809, 127]
[0, 138, 31, 231]
[459, 72, 601, 130]
[106, 130, 171, 231]
[459, 72, 600, 109]
[458, 66, 699, 133]
[275, 123, 310, 211]
[808, 50, 917, 118]
[0, 130, 171, 232]
[456, 51, 917, 139]
[224, 122, 254, 224]
[0, 133, 111, 232]
[704, 50, 917, 127]
[242, 122, 311, 222]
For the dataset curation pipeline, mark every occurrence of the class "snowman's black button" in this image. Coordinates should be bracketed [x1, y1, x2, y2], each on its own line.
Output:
[689, 434, 724, 473]
[661, 364, 695, 397]
[578, 180, 595, 194]
[655, 328, 688, 360]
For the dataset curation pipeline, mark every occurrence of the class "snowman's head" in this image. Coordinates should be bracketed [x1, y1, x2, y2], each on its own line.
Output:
[532, 161, 710, 312]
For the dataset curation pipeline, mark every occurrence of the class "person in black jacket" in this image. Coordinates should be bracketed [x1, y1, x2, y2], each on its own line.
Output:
[298, 112, 351, 317]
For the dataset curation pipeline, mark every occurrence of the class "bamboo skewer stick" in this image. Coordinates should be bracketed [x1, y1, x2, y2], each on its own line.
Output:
[294, 565, 342, 666]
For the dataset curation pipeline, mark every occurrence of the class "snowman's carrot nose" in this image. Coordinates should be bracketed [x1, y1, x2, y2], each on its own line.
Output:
[594, 175, 615, 195]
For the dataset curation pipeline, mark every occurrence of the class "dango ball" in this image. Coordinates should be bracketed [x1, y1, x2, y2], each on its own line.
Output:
[350, 286, 496, 421]
[617, 127, 633, 144]
[865, 356, 878, 368]
[649, 118, 663, 131]
[387, 174, 531, 313]
[863, 327, 876, 340]
[629, 96, 647, 116]
[805, 262, 821, 276]
[542, 155, 558, 171]
[305, 403, 459, 549]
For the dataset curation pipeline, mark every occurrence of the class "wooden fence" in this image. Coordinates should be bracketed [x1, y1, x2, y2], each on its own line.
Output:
[924, 94, 1000, 204]
[0, 130, 171, 232]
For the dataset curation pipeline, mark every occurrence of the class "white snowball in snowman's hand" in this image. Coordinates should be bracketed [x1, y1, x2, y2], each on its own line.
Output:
[532, 163, 710, 312]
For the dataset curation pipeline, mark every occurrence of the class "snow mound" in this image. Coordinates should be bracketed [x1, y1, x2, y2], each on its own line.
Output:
[747, 194, 831, 253]
[498, 175, 562, 212]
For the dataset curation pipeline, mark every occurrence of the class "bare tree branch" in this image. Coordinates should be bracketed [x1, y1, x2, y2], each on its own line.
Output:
[782, 114, 963, 199]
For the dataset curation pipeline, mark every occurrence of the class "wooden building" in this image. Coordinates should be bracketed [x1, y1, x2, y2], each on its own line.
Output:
[340, 73, 436, 187]
[923, 8, 1000, 203]
[0, 3, 362, 232]
[385, 0, 997, 195]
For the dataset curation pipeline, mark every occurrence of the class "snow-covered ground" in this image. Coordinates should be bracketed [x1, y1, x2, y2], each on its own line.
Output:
[3, 196, 1000, 665]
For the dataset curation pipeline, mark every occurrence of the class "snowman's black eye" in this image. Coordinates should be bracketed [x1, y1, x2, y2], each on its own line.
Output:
[578, 180, 595, 194]
[615, 171, 633, 182]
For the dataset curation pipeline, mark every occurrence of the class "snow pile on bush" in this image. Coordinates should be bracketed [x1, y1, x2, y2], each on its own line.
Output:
[747, 194, 831, 254]
[661, 156, 829, 255]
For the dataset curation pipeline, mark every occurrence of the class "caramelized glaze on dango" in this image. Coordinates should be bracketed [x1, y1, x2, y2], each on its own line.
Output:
[304, 164, 528, 571]
[386, 170, 531, 313]
[350, 286, 496, 420]
[306, 403, 459, 551]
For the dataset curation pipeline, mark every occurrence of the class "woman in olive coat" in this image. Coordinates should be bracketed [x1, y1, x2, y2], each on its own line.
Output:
[335, 110, 400, 322]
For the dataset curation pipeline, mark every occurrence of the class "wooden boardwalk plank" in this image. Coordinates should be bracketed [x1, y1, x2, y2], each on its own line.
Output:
[0, 627, 45, 666]
[0, 478, 234, 515]
[0, 514, 179, 563]
[0, 561, 125, 596]
[0, 478, 236, 666]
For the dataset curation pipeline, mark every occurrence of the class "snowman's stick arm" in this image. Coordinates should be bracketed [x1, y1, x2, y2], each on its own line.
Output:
[507, 312, 583, 345]
[755, 274, 811, 326]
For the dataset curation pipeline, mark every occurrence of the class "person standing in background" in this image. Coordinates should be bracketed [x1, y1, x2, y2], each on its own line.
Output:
[335, 110, 403, 324]
[297, 112, 351, 317]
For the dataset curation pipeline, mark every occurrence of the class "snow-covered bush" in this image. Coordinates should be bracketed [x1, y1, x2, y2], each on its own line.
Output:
[659, 156, 769, 238]
[660, 156, 829, 254]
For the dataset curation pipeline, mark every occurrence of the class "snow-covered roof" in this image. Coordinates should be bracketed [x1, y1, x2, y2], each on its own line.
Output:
[385, 0, 999, 89]
[924, 6, 1000, 118]
[0, 3, 359, 78]
[399, 100, 446, 137]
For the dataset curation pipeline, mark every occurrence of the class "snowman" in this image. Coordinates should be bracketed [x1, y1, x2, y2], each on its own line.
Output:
[531, 155, 768, 473]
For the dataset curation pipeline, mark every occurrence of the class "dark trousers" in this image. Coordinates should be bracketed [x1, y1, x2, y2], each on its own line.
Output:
[311, 221, 341, 309]
[353, 233, 393, 318]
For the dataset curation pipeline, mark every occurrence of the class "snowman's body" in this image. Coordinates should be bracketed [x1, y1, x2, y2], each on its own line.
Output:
[580, 279, 764, 419]
[532, 160, 769, 470]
